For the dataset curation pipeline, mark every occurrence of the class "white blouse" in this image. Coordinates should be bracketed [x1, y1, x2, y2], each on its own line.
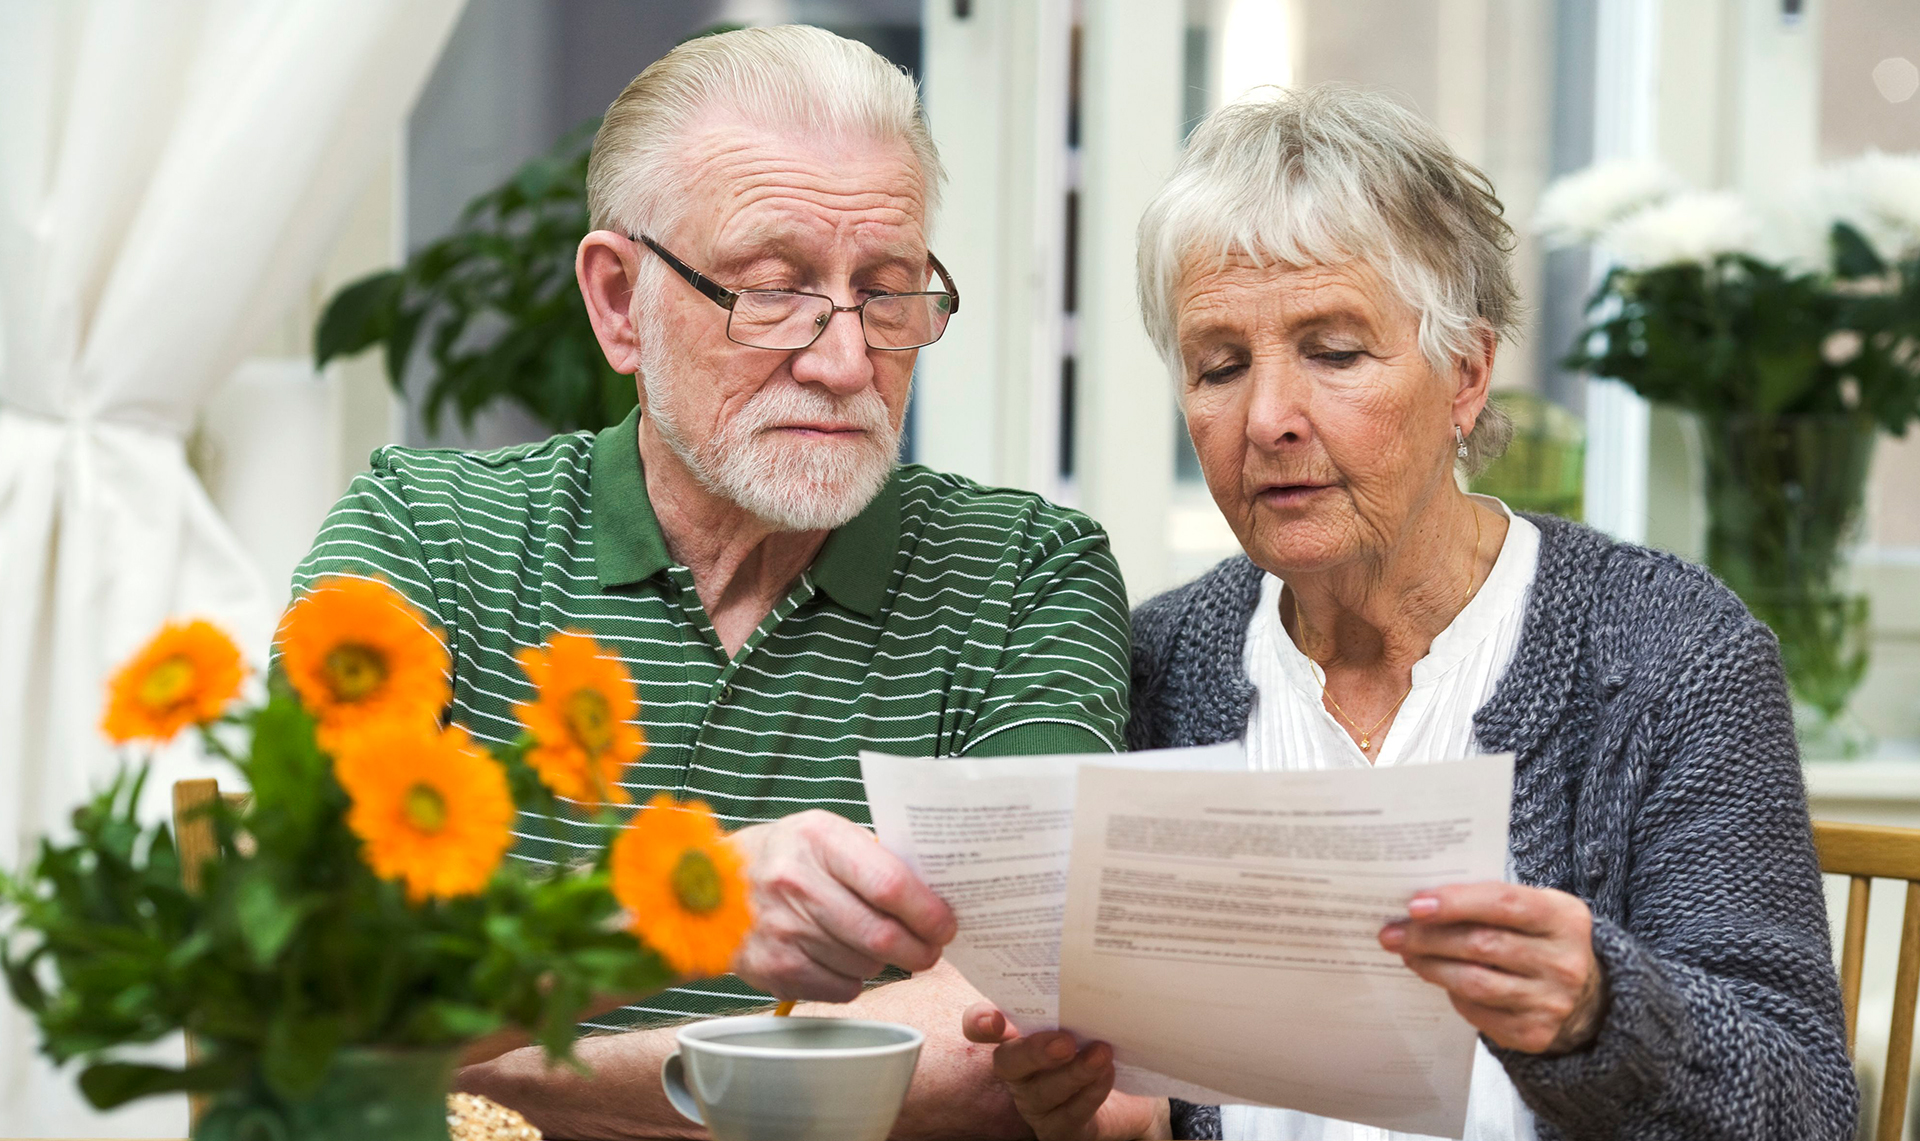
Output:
[1222, 497, 1541, 1141]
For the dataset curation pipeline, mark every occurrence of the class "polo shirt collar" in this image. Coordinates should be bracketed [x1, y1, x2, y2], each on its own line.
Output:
[591, 406, 672, 588]
[810, 472, 899, 619]
[590, 406, 900, 616]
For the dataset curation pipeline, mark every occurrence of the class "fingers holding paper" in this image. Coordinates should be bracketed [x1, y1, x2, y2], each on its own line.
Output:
[962, 1003, 1169, 1141]
[1379, 880, 1607, 1056]
[727, 809, 957, 1002]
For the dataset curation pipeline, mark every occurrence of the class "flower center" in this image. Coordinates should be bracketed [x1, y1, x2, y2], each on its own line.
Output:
[564, 688, 614, 755]
[323, 644, 387, 702]
[670, 849, 724, 915]
[139, 656, 195, 709]
[403, 783, 448, 833]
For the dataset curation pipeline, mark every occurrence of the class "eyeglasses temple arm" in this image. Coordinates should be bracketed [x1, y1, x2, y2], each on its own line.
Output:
[635, 234, 738, 311]
[927, 251, 960, 316]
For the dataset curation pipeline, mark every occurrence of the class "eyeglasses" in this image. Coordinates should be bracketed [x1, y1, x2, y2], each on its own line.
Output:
[634, 234, 959, 352]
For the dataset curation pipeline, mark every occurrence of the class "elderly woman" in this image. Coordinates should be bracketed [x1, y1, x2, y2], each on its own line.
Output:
[961, 87, 1856, 1141]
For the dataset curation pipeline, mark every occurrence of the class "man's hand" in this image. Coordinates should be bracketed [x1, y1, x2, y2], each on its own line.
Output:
[728, 810, 957, 1002]
[961, 1003, 1171, 1141]
[1379, 881, 1607, 1055]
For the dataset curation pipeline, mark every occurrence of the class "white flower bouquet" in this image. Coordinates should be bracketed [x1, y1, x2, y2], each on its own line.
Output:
[1539, 154, 1920, 424]
[1539, 155, 1920, 751]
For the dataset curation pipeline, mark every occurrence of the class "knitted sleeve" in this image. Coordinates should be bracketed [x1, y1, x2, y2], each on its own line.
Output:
[1492, 619, 1858, 1140]
[1125, 586, 1181, 751]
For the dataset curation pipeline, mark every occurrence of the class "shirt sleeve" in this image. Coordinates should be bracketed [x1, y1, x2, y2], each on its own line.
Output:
[286, 458, 451, 637]
[959, 523, 1131, 757]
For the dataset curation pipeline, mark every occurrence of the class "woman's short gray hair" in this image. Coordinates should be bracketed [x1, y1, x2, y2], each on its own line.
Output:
[587, 25, 945, 243]
[1138, 85, 1518, 474]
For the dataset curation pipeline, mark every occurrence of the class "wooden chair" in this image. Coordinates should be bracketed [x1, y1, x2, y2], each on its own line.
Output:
[171, 779, 251, 1130]
[1812, 819, 1920, 1141]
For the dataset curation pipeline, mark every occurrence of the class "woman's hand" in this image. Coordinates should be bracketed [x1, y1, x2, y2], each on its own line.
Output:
[1380, 882, 1607, 1055]
[961, 1003, 1172, 1141]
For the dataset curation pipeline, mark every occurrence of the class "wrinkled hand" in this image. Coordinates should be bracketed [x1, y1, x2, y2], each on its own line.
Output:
[727, 810, 956, 1002]
[1379, 881, 1607, 1055]
[962, 1003, 1170, 1141]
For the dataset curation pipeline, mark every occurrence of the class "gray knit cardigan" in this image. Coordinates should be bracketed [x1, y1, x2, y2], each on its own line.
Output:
[1133, 514, 1857, 1141]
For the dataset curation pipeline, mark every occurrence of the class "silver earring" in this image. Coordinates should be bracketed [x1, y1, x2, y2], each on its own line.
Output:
[1455, 425, 1468, 460]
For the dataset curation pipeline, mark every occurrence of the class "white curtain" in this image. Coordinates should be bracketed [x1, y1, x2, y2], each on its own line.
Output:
[0, 1, 464, 1135]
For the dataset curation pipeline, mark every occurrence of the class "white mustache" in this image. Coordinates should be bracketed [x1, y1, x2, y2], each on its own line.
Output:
[735, 386, 891, 436]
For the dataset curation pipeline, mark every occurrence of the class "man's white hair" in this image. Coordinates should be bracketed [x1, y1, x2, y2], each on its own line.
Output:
[1137, 85, 1518, 474]
[587, 24, 945, 244]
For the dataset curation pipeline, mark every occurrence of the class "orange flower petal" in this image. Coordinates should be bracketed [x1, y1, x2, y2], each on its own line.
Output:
[513, 630, 643, 806]
[333, 720, 514, 904]
[610, 794, 752, 979]
[102, 620, 245, 745]
[276, 576, 449, 745]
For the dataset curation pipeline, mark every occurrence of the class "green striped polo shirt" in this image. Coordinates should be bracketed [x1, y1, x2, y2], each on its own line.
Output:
[289, 406, 1131, 1028]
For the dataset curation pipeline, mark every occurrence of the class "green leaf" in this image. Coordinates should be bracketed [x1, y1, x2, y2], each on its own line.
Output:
[514, 157, 563, 200]
[1832, 222, 1886, 279]
[314, 271, 403, 369]
[383, 305, 424, 390]
[234, 875, 306, 967]
[78, 1058, 242, 1109]
[405, 1000, 504, 1042]
[263, 1011, 344, 1099]
[2, 945, 48, 1012]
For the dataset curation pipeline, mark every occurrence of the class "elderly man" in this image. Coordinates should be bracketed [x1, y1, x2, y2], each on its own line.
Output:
[288, 23, 1129, 1141]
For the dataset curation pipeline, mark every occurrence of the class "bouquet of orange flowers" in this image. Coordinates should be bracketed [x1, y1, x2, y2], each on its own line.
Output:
[1, 576, 751, 1127]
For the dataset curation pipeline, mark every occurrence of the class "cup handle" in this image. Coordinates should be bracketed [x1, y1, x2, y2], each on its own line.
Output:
[660, 1049, 705, 1124]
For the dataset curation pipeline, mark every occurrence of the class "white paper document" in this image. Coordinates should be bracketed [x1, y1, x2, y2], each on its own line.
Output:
[861, 744, 1246, 1028]
[860, 743, 1251, 1105]
[862, 748, 1514, 1139]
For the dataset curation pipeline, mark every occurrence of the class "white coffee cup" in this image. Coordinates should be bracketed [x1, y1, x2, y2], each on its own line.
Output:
[660, 1015, 924, 1141]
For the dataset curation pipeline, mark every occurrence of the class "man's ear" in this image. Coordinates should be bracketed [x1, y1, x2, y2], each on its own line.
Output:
[577, 231, 645, 377]
[1451, 323, 1498, 430]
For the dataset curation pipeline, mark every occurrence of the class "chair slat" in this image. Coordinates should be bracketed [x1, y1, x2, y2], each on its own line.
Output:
[1844, 875, 1871, 1058]
[1814, 821, 1920, 881]
[1877, 882, 1920, 1141]
[172, 778, 220, 894]
[171, 777, 224, 1131]
[1811, 820, 1920, 1136]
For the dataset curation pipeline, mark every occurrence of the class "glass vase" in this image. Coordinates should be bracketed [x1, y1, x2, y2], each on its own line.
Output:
[1698, 412, 1877, 758]
[194, 1046, 459, 1141]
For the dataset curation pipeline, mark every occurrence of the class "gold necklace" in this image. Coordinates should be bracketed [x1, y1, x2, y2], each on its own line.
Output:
[1294, 502, 1483, 754]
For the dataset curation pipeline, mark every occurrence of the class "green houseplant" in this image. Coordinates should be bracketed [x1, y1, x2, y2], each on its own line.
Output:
[315, 119, 634, 436]
[1, 579, 752, 1139]
[1540, 155, 1920, 754]
[312, 25, 746, 437]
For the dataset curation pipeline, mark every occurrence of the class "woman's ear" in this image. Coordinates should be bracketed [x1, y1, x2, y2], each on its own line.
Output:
[1452, 323, 1499, 430]
[576, 231, 645, 377]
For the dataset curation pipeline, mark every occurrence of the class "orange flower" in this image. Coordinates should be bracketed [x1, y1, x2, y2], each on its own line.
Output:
[333, 720, 514, 904]
[513, 631, 643, 805]
[610, 794, 752, 979]
[276, 576, 449, 746]
[101, 620, 245, 745]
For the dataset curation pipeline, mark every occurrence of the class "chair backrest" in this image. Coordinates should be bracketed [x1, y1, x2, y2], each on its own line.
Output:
[171, 778, 250, 1129]
[172, 778, 252, 891]
[1812, 818, 1920, 1141]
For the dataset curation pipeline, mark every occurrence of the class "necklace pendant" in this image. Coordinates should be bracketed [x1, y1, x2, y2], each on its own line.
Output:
[1359, 735, 1371, 750]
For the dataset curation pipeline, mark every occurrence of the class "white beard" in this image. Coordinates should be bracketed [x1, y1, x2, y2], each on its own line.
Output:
[638, 322, 900, 532]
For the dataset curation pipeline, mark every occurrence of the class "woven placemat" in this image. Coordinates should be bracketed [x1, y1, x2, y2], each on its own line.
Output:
[449, 1092, 542, 1141]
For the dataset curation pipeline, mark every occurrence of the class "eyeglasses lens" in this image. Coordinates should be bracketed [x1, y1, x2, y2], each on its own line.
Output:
[727, 292, 953, 351]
